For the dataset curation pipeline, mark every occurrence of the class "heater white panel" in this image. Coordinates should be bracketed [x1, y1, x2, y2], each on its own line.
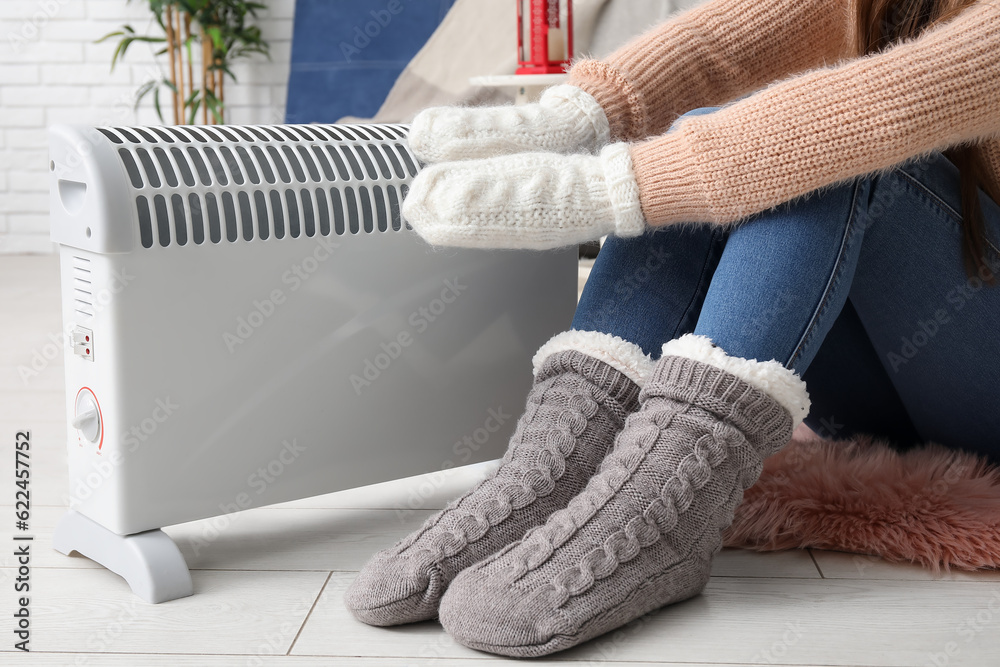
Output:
[49, 123, 577, 599]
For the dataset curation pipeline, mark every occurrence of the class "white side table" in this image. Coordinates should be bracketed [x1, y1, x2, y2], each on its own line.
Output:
[470, 73, 568, 105]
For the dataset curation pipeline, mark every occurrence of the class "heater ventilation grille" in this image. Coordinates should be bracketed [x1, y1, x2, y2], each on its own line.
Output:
[71, 255, 94, 320]
[99, 124, 418, 249]
[134, 185, 409, 248]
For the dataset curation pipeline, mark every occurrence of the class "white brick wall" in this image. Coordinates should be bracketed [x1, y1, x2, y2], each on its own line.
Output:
[0, 0, 295, 253]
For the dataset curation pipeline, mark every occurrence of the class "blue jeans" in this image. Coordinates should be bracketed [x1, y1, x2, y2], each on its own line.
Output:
[573, 108, 1000, 460]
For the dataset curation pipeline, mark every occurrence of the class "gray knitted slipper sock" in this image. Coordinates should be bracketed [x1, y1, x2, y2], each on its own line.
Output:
[438, 334, 810, 657]
[345, 332, 654, 626]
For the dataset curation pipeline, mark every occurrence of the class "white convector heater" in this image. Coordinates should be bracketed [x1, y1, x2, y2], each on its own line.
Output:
[47, 123, 577, 603]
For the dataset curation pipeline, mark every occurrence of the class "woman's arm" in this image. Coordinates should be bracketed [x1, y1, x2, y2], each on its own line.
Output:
[630, 0, 1000, 227]
[567, 0, 850, 142]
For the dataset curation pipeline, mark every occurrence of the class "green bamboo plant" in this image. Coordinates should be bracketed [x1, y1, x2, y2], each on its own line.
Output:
[100, 0, 270, 125]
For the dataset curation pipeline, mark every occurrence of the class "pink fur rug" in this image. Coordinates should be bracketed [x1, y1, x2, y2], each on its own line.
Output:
[723, 425, 1000, 571]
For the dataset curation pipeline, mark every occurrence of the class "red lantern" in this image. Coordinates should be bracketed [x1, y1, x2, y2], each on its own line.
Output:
[517, 0, 573, 75]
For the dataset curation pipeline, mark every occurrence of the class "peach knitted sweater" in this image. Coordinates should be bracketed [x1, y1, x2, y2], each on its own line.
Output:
[567, 0, 1000, 226]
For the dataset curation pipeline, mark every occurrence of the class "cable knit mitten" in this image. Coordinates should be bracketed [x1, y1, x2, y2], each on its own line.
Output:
[408, 85, 611, 164]
[345, 331, 655, 626]
[401, 142, 645, 250]
[438, 334, 811, 657]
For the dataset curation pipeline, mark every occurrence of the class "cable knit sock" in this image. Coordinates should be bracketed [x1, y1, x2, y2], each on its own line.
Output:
[408, 85, 611, 164]
[401, 143, 645, 250]
[438, 334, 810, 657]
[345, 332, 654, 626]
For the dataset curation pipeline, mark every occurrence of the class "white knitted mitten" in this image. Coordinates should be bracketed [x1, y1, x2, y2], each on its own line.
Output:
[401, 142, 646, 250]
[407, 85, 611, 164]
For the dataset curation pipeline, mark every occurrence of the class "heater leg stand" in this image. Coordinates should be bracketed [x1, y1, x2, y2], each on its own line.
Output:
[52, 509, 194, 604]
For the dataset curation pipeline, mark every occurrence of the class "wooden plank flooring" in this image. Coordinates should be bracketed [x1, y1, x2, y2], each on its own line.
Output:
[1, 253, 996, 666]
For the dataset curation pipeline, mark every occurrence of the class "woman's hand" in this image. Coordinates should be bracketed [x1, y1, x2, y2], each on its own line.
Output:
[401, 143, 646, 250]
[407, 85, 611, 164]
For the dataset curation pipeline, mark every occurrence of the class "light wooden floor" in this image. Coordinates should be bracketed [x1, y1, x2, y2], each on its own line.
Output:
[2, 253, 999, 667]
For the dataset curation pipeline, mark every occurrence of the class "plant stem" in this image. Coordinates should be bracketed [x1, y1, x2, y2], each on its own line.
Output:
[175, 8, 185, 124]
[216, 57, 224, 124]
[184, 12, 194, 122]
[164, 5, 179, 125]
[201, 27, 210, 125]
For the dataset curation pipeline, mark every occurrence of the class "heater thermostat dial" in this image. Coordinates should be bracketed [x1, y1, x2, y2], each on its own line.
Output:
[73, 389, 102, 444]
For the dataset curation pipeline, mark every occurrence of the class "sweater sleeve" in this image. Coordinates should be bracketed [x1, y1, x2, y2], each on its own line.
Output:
[566, 0, 850, 142]
[630, 0, 1000, 227]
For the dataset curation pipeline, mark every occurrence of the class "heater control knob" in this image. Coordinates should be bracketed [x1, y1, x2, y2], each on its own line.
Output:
[73, 390, 101, 444]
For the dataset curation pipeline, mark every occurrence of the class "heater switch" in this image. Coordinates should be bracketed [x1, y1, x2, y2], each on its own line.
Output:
[72, 326, 93, 361]
[73, 389, 101, 444]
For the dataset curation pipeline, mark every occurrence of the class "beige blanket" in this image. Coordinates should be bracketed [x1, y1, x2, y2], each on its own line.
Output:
[340, 0, 695, 124]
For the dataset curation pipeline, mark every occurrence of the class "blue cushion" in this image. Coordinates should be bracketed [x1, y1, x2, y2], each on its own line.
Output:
[286, 0, 457, 123]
